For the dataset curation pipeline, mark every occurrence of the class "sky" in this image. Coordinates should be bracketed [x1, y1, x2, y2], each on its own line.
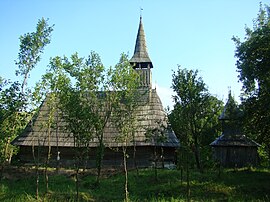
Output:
[0, 0, 268, 109]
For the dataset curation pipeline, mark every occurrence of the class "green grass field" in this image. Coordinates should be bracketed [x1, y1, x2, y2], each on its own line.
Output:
[0, 167, 269, 201]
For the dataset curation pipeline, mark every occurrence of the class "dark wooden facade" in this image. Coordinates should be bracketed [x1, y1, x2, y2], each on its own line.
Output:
[16, 145, 176, 168]
[210, 92, 260, 167]
[210, 135, 260, 167]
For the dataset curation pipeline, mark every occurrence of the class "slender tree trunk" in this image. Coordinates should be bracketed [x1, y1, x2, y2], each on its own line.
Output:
[179, 150, 183, 185]
[36, 165, 39, 200]
[8, 148, 13, 164]
[267, 146, 270, 168]
[45, 154, 50, 193]
[6, 123, 17, 165]
[74, 138, 80, 202]
[45, 128, 51, 193]
[32, 144, 40, 201]
[4, 137, 10, 162]
[194, 137, 202, 173]
[123, 145, 129, 202]
[76, 165, 79, 202]
[186, 150, 190, 202]
[133, 139, 139, 176]
[0, 139, 8, 181]
[133, 144, 138, 175]
[132, 128, 138, 175]
[0, 165, 3, 181]
[218, 162, 222, 179]
[180, 167, 183, 185]
[96, 137, 104, 185]
[161, 147, 164, 169]
[154, 145, 158, 181]
[21, 69, 30, 95]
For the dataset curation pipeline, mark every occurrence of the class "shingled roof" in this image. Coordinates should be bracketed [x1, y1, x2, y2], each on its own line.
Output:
[210, 91, 259, 147]
[12, 89, 179, 148]
[130, 16, 153, 69]
[12, 16, 179, 150]
[210, 134, 260, 147]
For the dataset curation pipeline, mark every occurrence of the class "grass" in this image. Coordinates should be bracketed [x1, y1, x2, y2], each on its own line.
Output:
[0, 166, 269, 201]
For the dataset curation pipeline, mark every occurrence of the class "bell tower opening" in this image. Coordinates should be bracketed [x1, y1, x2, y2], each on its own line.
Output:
[130, 16, 153, 89]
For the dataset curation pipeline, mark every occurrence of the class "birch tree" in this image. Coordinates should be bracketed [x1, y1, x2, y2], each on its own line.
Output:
[110, 53, 141, 202]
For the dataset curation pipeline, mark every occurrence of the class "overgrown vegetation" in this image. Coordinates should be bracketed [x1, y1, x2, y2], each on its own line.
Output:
[1, 3, 270, 202]
[232, 3, 270, 165]
[0, 167, 269, 201]
[169, 67, 223, 173]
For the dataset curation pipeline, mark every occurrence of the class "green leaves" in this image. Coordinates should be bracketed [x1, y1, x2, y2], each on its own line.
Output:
[172, 67, 207, 107]
[110, 53, 140, 92]
[0, 18, 53, 165]
[15, 18, 53, 94]
[233, 4, 270, 95]
[169, 66, 223, 169]
[110, 53, 141, 140]
[233, 3, 270, 165]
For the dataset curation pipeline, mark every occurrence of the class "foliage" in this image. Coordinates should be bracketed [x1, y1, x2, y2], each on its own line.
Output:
[232, 3, 270, 165]
[0, 18, 53, 166]
[221, 91, 244, 136]
[110, 53, 141, 146]
[258, 143, 270, 167]
[36, 52, 141, 196]
[110, 53, 141, 201]
[34, 56, 73, 195]
[57, 52, 105, 148]
[32, 52, 143, 199]
[0, 80, 25, 164]
[169, 67, 223, 170]
[15, 18, 53, 94]
[145, 118, 168, 180]
[54, 52, 116, 185]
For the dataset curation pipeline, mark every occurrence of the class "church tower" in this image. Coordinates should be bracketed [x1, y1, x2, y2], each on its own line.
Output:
[130, 16, 153, 89]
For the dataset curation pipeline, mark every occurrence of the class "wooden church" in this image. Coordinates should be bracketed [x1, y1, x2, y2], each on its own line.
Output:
[210, 91, 260, 167]
[12, 17, 180, 168]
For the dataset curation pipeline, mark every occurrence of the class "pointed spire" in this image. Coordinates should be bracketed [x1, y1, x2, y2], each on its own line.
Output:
[219, 90, 241, 120]
[130, 16, 153, 69]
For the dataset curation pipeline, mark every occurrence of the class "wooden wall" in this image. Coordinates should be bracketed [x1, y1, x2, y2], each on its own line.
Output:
[15, 146, 176, 168]
[212, 146, 259, 167]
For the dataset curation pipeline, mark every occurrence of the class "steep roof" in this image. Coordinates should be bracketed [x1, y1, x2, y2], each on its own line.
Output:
[210, 91, 259, 147]
[210, 134, 260, 147]
[130, 17, 153, 68]
[219, 90, 242, 120]
[12, 90, 179, 148]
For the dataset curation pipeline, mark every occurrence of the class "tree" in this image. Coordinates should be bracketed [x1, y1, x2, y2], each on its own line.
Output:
[15, 18, 53, 200]
[110, 53, 141, 202]
[0, 80, 24, 167]
[15, 18, 53, 95]
[232, 3, 270, 165]
[53, 53, 97, 200]
[169, 67, 222, 171]
[43, 51, 115, 199]
[33, 56, 71, 194]
[59, 51, 115, 185]
[145, 118, 168, 181]
[0, 18, 53, 187]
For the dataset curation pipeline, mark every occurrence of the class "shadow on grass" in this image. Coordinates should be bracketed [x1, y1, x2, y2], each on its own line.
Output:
[0, 167, 269, 201]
